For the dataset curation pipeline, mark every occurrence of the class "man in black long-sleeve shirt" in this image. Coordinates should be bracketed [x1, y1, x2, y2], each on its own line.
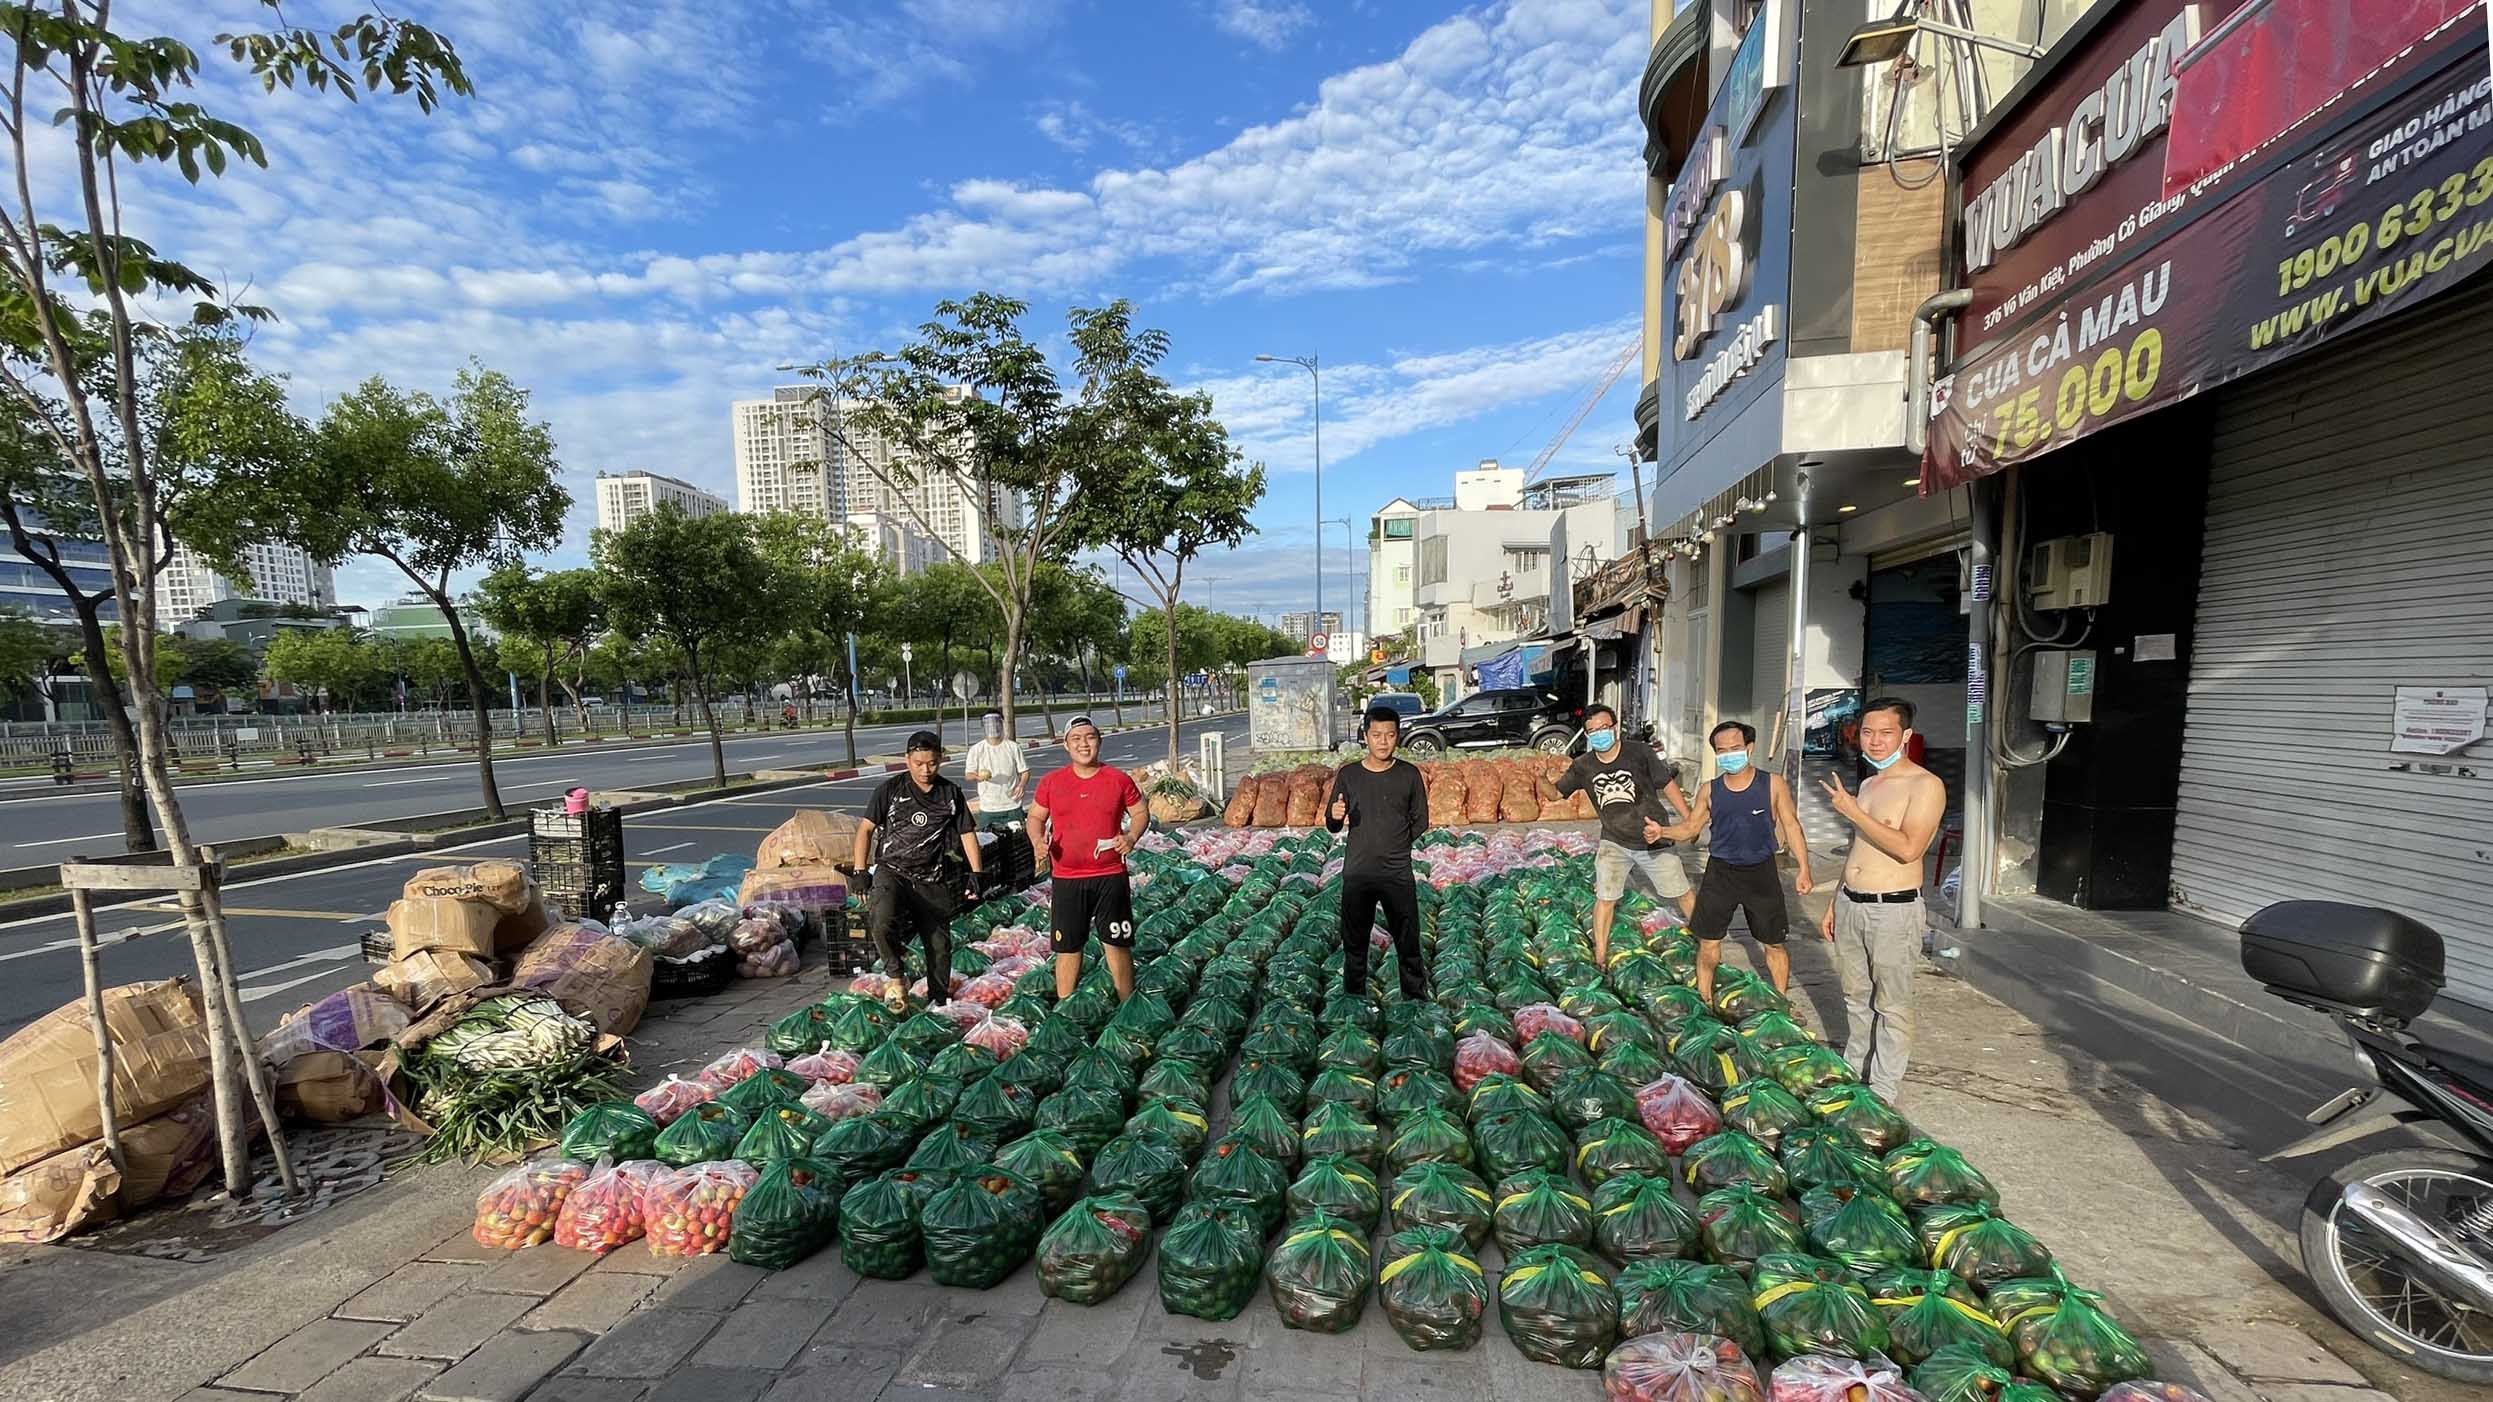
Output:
[1326, 704, 1432, 1000]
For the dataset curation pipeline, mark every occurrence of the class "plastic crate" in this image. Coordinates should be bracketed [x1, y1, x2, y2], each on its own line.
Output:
[822, 906, 877, 976]
[536, 861, 622, 924]
[360, 927, 394, 965]
[651, 945, 735, 1000]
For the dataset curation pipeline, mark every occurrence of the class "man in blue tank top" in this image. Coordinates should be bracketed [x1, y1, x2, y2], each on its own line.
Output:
[1660, 720, 1813, 1006]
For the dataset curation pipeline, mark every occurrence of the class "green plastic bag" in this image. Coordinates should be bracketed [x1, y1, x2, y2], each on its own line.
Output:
[823, 1001, 891, 1053]
[738, 1104, 833, 1167]
[888, 1011, 959, 1059]
[560, 1101, 659, 1164]
[1125, 1098, 1213, 1161]
[654, 1102, 749, 1168]
[1306, 1067, 1381, 1116]
[1188, 1139, 1290, 1237]
[1089, 1132, 1190, 1221]
[921, 1168, 1044, 1288]
[1547, 1069, 1640, 1133]
[838, 1167, 942, 1279]
[1386, 1107, 1475, 1173]
[1136, 1058, 1210, 1106]
[925, 1041, 1002, 1084]
[1221, 1094, 1303, 1170]
[1597, 1041, 1674, 1088]
[1379, 1223, 1470, 1271]
[1032, 1084, 1124, 1157]
[1885, 1139, 2002, 1211]
[810, 1110, 910, 1184]
[1573, 1117, 1672, 1187]
[1646, 985, 1713, 1030]
[1265, 1212, 1372, 1333]
[1466, 1074, 1548, 1125]
[1377, 1243, 1489, 1350]
[992, 1129, 1089, 1215]
[1493, 1170, 1595, 1253]
[950, 1076, 1037, 1144]
[765, 1006, 838, 1057]
[1615, 1258, 1766, 1355]
[1157, 1200, 1265, 1320]
[1155, 1024, 1228, 1072]
[1711, 967, 1788, 1022]
[1583, 1010, 1661, 1058]
[728, 1156, 841, 1269]
[1910, 1341, 2023, 1402]
[1287, 1155, 1382, 1232]
[717, 1067, 809, 1116]
[879, 1076, 961, 1135]
[1389, 1161, 1496, 1247]
[1869, 1268, 2014, 1367]
[1697, 1185, 1804, 1268]
[1734, 1009, 1813, 1057]
[1299, 1102, 1385, 1172]
[1801, 1182, 1920, 1276]
[1315, 1025, 1383, 1076]
[1522, 1030, 1595, 1090]
[1753, 1258, 1888, 1361]
[1806, 1084, 1915, 1155]
[1036, 1192, 1154, 1305]
[1590, 1172, 1700, 1264]
[1232, 1058, 1308, 1113]
[1917, 1202, 2056, 1291]
[1378, 1067, 1460, 1123]
[853, 1041, 928, 1093]
[1060, 1047, 1140, 1105]
[1454, 1003, 1515, 1043]
[1991, 1273, 2152, 1398]
[1781, 1125, 1885, 1194]
[1473, 1109, 1572, 1181]
[902, 1122, 994, 1178]
[1682, 1130, 1789, 1196]
[1669, 1022, 1753, 1096]
[1767, 1045, 1859, 1097]
[1498, 1242, 1620, 1369]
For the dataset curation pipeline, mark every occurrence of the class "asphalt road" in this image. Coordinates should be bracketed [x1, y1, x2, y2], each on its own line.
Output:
[0, 711, 1252, 1039]
[0, 703, 1176, 865]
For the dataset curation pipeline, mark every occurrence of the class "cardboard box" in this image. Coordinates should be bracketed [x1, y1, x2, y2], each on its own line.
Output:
[275, 1050, 384, 1124]
[0, 979, 212, 1176]
[509, 927, 651, 1037]
[0, 1143, 118, 1244]
[117, 1095, 225, 1207]
[374, 949, 494, 1012]
[386, 896, 500, 961]
[403, 860, 534, 913]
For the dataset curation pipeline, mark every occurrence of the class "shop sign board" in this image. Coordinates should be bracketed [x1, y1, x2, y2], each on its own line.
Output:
[1927, 1, 2493, 490]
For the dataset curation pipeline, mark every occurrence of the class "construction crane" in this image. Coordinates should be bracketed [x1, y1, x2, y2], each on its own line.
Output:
[1524, 337, 1639, 485]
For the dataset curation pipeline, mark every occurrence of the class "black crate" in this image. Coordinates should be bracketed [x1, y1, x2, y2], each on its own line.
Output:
[360, 927, 394, 965]
[531, 805, 625, 848]
[531, 805, 626, 924]
[652, 946, 736, 1000]
[822, 906, 877, 976]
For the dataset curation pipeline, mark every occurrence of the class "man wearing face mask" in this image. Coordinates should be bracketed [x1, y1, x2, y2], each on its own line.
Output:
[1817, 696, 1946, 1102]
[963, 711, 1029, 829]
[1662, 720, 1813, 1006]
[1554, 704, 1693, 970]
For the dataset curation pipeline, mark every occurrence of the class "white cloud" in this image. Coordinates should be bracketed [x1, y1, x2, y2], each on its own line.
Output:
[1031, 99, 1167, 158]
[1215, 0, 1315, 50]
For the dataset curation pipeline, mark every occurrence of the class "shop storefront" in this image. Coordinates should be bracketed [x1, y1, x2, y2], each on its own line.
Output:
[1929, 0, 2493, 1002]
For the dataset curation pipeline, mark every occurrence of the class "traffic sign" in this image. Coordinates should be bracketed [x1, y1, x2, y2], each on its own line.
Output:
[1307, 632, 1329, 655]
[1112, 664, 1128, 682]
[1185, 670, 1209, 689]
[952, 670, 982, 700]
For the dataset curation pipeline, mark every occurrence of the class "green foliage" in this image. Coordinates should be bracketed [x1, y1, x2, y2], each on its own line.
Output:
[261, 627, 381, 710]
[594, 506, 772, 781]
[0, 608, 52, 701]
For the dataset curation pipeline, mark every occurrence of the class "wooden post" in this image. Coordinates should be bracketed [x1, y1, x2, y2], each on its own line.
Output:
[67, 887, 124, 1179]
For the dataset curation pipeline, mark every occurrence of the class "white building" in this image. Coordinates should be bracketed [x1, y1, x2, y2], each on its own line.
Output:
[1375, 463, 1617, 697]
[1452, 459, 1526, 511]
[1366, 498, 1423, 644]
[595, 470, 726, 535]
[732, 386, 1023, 565]
[846, 511, 938, 577]
[158, 541, 333, 622]
[1278, 611, 1342, 645]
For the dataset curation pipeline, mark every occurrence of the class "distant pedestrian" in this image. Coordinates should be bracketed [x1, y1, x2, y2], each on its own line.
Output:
[1327, 704, 1432, 1001]
[1668, 720, 1813, 1006]
[1818, 697, 1946, 1102]
[852, 730, 984, 1013]
[1554, 704, 1694, 970]
[963, 711, 1029, 829]
[1028, 716, 1146, 1001]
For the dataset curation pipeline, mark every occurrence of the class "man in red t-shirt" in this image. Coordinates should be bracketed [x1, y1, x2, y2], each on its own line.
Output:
[1028, 716, 1148, 1001]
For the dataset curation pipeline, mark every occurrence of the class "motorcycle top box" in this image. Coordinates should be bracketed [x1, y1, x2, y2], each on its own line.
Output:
[2241, 900, 2444, 1023]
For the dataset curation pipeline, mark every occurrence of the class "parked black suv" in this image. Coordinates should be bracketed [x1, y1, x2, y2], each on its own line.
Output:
[1399, 688, 1584, 758]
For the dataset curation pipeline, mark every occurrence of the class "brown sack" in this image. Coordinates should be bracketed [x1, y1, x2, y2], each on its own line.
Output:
[0, 1143, 117, 1244]
[1431, 765, 1468, 810]
[118, 1095, 225, 1207]
[374, 949, 494, 1013]
[756, 810, 861, 870]
[1463, 761, 1501, 823]
[403, 860, 533, 914]
[387, 896, 499, 961]
[1221, 775, 1259, 828]
[275, 1051, 385, 1124]
[1571, 790, 1598, 820]
[1498, 775, 1539, 824]
[0, 979, 212, 1176]
[1533, 766, 1563, 804]
[259, 984, 411, 1067]
[509, 927, 652, 1037]
[494, 893, 552, 957]
[1284, 767, 1324, 827]
[1538, 799, 1577, 820]
[1250, 774, 1289, 827]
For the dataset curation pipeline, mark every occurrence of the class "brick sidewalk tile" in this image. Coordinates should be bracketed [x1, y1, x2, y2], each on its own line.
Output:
[1015, 1293, 1146, 1367]
[891, 1309, 1038, 1391]
[645, 1367, 776, 1402]
[994, 1368, 1123, 1402]
[378, 1291, 538, 1361]
[336, 1262, 485, 1323]
[415, 1328, 586, 1402]
[649, 1257, 768, 1312]
[568, 1309, 724, 1379]
[218, 1318, 396, 1394]
[476, 1245, 600, 1296]
[294, 1356, 443, 1402]
[523, 1272, 665, 1334]
[689, 1300, 830, 1372]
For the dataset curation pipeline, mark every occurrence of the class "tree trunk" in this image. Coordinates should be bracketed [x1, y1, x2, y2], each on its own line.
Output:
[538, 648, 557, 749]
[687, 643, 727, 787]
[566, 651, 591, 738]
[1162, 598, 1183, 767]
[997, 610, 1022, 747]
[438, 601, 505, 819]
[71, 608, 156, 853]
[842, 666, 860, 766]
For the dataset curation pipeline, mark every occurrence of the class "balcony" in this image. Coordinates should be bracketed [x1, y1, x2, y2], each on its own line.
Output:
[1633, 377, 1662, 463]
[1640, 3, 1710, 178]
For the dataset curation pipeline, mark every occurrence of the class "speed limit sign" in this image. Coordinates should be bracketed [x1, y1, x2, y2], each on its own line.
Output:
[1307, 632, 1329, 655]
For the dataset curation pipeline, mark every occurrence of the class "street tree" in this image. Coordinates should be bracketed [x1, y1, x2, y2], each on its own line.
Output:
[183, 637, 258, 703]
[750, 510, 887, 765]
[263, 367, 566, 817]
[885, 560, 994, 735]
[478, 563, 603, 744]
[0, 607, 47, 704]
[792, 295, 1167, 739]
[595, 506, 769, 787]
[262, 628, 379, 712]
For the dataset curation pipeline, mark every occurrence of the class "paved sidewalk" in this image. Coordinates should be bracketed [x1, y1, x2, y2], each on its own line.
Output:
[1, 850, 2471, 1402]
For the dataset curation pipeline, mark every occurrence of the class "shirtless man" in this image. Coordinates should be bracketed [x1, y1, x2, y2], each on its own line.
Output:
[1816, 696, 1947, 1103]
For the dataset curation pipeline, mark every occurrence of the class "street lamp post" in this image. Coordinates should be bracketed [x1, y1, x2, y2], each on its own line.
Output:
[900, 641, 914, 709]
[1255, 353, 1322, 636]
[1323, 516, 1361, 656]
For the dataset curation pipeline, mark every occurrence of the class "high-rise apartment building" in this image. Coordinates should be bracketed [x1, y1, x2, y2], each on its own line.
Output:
[1278, 611, 1342, 644]
[595, 470, 727, 535]
[158, 541, 333, 622]
[731, 386, 1021, 565]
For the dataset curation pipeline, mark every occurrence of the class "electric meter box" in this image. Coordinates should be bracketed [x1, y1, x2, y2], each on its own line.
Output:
[2028, 532, 2115, 609]
[2031, 649, 2098, 724]
[1246, 654, 1339, 753]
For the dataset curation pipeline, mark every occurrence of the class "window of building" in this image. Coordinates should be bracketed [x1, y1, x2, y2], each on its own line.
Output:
[1503, 547, 1547, 575]
[1393, 565, 1410, 586]
[1420, 536, 1450, 586]
[1380, 517, 1414, 539]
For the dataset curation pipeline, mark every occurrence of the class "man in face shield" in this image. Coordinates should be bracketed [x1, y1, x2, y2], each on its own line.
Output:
[963, 710, 1029, 829]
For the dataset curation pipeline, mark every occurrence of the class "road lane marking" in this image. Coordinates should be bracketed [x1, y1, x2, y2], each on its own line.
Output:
[241, 968, 351, 1002]
[645, 842, 694, 855]
[364, 773, 461, 788]
[0, 919, 186, 961]
[13, 831, 125, 848]
[239, 944, 360, 980]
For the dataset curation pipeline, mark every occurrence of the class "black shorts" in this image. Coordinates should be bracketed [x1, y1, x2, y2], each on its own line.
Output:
[1049, 873, 1135, 954]
[1689, 857, 1791, 946]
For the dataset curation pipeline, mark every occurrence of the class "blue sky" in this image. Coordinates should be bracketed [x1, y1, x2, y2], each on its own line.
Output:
[109, 0, 1651, 632]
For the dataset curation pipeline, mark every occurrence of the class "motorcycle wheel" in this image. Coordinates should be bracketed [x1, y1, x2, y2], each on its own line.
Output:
[2299, 1146, 2493, 1383]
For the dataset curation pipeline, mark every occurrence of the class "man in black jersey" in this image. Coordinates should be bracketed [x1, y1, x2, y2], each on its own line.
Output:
[1325, 704, 1432, 1000]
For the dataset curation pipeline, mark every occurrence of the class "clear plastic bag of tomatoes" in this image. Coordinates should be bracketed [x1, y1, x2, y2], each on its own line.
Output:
[1635, 1076, 1722, 1154]
[786, 1046, 860, 1085]
[1766, 1353, 1918, 1402]
[1037, 1191, 1154, 1304]
[1603, 1329, 1765, 1402]
[644, 1159, 760, 1258]
[1513, 1003, 1585, 1046]
[1453, 1031, 1524, 1095]
[697, 1047, 784, 1090]
[633, 1074, 716, 1127]
[554, 1158, 667, 1253]
[472, 1156, 589, 1249]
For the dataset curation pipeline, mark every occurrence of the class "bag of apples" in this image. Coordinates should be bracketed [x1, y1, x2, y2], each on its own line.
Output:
[554, 1158, 669, 1253]
[472, 1156, 590, 1250]
[645, 1160, 762, 1258]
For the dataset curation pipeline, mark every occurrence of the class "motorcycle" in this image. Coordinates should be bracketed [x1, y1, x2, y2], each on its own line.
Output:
[2244, 900, 2493, 1382]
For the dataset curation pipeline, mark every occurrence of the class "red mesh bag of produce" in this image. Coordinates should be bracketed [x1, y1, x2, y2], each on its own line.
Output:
[1286, 767, 1325, 827]
[1464, 762, 1502, 823]
[472, 1156, 588, 1250]
[1252, 776, 1290, 828]
[1539, 800, 1577, 820]
[1223, 776, 1259, 828]
[554, 1159, 667, 1253]
[1499, 773, 1539, 824]
[1572, 790, 1598, 820]
[645, 1160, 760, 1258]
[1534, 765, 1563, 804]
[1428, 767, 1470, 826]
[1453, 1032, 1524, 1094]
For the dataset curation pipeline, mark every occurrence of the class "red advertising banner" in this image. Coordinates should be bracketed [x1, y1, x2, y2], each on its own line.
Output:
[1928, 13, 2493, 490]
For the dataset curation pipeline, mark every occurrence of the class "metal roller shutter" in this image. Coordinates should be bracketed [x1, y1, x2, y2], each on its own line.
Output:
[2171, 278, 2493, 1008]
[1749, 578, 1790, 753]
